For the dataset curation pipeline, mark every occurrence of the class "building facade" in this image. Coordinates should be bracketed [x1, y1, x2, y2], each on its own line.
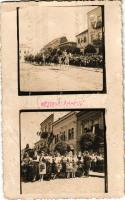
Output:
[75, 6, 104, 55]
[52, 112, 78, 152]
[35, 114, 54, 152]
[87, 6, 104, 53]
[76, 30, 88, 52]
[76, 110, 104, 153]
[35, 111, 105, 154]
[40, 114, 54, 134]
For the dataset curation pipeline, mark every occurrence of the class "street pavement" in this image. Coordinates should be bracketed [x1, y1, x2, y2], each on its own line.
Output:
[21, 175, 105, 195]
[20, 63, 103, 92]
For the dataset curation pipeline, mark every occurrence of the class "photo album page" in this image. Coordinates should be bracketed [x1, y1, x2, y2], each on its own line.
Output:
[1, 0, 124, 199]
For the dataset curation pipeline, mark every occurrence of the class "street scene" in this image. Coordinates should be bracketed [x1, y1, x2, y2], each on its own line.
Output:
[22, 175, 104, 195]
[19, 5, 104, 92]
[20, 63, 103, 91]
[21, 110, 106, 194]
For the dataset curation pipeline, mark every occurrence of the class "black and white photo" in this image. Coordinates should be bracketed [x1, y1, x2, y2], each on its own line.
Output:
[18, 5, 106, 94]
[20, 109, 107, 194]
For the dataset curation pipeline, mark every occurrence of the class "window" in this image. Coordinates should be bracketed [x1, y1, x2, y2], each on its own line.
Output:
[63, 131, 66, 141]
[60, 132, 63, 141]
[97, 16, 102, 22]
[55, 135, 59, 143]
[78, 38, 80, 44]
[48, 123, 51, 132]
[71, 128, 74, 139]
[83, 36, 86, 43]
[68, 129, 71, 140]
[68, 128, 74, 140]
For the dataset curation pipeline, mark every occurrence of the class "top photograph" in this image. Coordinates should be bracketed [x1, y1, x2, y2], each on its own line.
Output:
[18, 5, 106, 95]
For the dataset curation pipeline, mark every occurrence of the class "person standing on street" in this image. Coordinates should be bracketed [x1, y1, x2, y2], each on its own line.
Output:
[83, 151, 91, 177]
[39, 157, 46, 181]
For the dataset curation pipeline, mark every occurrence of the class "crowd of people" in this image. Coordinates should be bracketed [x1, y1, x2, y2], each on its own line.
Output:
[21, 148, 104, 182]
[69, 54, 103, 68]
[24, 49, 103, 68]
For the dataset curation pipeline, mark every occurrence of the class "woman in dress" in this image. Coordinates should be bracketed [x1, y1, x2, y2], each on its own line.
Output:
[66, 159, 73, 178]
[72, 159, 78, 178]
[39, 157, 46, 181]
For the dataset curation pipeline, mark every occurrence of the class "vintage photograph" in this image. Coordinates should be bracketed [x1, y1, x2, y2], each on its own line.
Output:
[20, 109, 107, 195]
[18, 5, 105, 94]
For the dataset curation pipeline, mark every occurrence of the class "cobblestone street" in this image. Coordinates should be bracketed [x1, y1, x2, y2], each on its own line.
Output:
[20, 63, 103, 92]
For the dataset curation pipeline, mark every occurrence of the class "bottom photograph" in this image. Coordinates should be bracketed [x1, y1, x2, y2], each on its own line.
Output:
[20, 109, 107, 195]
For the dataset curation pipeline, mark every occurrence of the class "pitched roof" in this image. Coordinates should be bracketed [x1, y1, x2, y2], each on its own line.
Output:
[76, 29, 88, 37]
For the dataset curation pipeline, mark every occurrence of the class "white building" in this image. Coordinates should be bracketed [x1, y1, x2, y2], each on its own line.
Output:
[76, 30, 88, 52]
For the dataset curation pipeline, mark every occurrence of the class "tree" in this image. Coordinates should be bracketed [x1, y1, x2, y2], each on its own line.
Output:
[79, 133, 95, 152]
[84, 44, 96, 55]
[54, 142, 71, 155]
[72, 47, 81, 55]
[34, 53, 43, 64]
[24, 54, 34, 63]
[40, 132, 49, 139]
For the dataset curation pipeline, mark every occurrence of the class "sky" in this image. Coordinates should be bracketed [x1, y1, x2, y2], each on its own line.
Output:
[19, 5, 97, 53]
[21, 111, 69, 149]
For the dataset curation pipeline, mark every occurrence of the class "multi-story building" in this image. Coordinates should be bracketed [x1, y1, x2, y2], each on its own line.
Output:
[75, 6, 104, 54]
[87, 6, 104, 54]
[40, 114, 54, 134]
[52, 110, 104, 153]
[76, 30, 88, 52]
[52, 112, 78, 153]
[35, 114, 54, 152]
[35, 110, 105, 154]
[76, 110, 105, 153]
